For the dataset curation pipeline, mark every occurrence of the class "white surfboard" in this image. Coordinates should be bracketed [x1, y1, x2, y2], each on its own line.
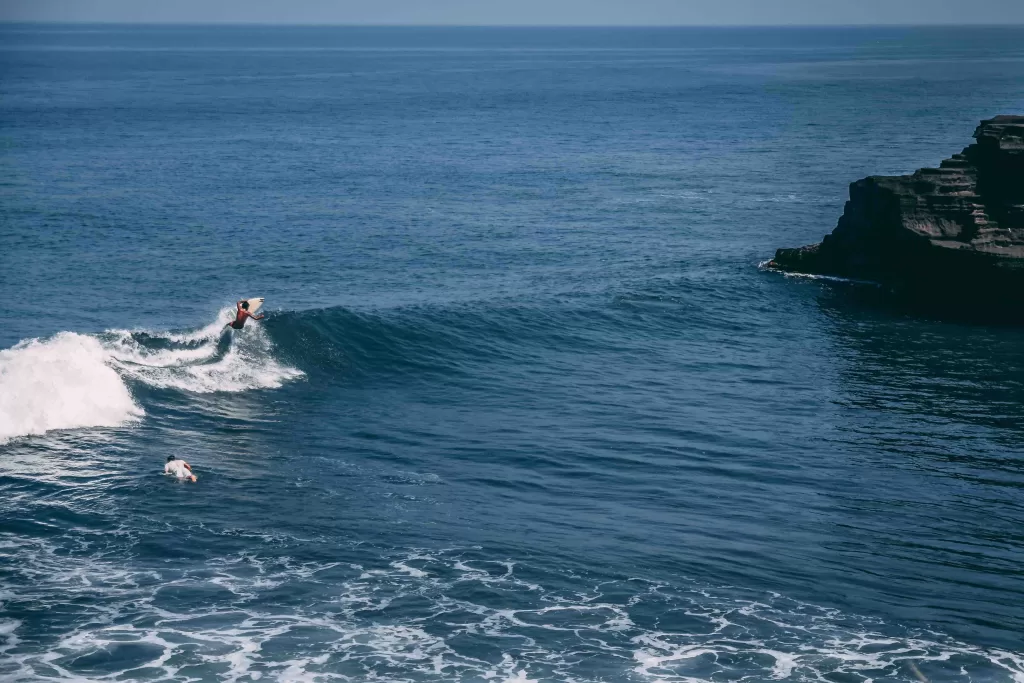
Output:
[243, 297, 264, 315]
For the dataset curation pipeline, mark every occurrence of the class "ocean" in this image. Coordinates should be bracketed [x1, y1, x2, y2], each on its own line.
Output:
[1, 24, 1023, 682]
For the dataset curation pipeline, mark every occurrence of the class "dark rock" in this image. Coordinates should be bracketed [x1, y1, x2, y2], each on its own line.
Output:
[770, 115, 1024, 318]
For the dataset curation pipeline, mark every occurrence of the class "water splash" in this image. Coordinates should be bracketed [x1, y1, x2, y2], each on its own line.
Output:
[0, 308, 302, 443]
[0, 333, 144, 443]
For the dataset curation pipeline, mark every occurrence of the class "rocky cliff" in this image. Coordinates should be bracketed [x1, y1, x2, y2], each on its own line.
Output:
[770, 115, 1024, 316]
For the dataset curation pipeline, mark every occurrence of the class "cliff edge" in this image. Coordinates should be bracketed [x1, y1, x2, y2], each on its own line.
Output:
[770, 115, 1024, 315]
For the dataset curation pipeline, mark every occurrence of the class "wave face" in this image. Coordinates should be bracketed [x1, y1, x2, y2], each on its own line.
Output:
[0, 310, 303, 443]
[263, 302, 612, 380]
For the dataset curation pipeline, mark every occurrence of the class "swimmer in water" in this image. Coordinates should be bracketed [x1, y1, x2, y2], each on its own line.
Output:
[226, 300, 265, 330]
[165, 455, 197, 483]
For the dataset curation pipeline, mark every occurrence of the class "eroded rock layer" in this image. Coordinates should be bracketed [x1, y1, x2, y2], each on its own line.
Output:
[771, 115, 1024, 315]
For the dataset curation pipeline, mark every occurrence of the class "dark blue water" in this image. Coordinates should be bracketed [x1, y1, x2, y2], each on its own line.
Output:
[2, 24, 1024, 682]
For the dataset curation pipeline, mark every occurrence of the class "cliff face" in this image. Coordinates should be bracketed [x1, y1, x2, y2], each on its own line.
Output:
[771, 116, 1024, 313]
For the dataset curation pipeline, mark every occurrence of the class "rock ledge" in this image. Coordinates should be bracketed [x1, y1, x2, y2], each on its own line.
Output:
[770, 115, 1024, 315]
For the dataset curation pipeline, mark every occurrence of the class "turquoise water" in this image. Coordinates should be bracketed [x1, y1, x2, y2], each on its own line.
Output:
[2, 25, 1024, 682]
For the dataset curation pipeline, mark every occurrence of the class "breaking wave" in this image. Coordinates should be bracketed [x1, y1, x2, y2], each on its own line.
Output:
[0, 333, 144, 444]
[0, 308, 303, 443]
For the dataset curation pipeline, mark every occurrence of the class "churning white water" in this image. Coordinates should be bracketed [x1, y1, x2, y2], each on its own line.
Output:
[0, 309, 302, 443]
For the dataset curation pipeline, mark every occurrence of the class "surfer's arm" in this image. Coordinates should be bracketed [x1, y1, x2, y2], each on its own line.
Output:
[254, 314, 265, 320]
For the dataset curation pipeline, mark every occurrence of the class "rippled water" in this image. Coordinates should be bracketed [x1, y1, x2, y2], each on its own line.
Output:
[2, 25, 1024, 682]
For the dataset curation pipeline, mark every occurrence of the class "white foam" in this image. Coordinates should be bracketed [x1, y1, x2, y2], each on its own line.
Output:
[758, 259, 882, 287]
[2, 539, 1022, 683]
[0, 617, 22, 659]
[391, 561, 428, 578]
[107, 316, 304, 394]
[0, 333, 144, 444]
[0, 309, 303, 442]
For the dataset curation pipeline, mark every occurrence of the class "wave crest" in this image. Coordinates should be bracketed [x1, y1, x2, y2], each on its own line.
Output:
[0, 332, 144, 444]
[106, 308, 304, 394]
[0, 309, 302, 443]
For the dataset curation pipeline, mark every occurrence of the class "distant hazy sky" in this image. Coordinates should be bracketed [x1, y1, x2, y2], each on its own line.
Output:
[4, 0, 1024, 26]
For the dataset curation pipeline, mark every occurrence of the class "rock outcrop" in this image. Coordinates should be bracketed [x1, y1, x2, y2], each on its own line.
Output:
[770, 115, 1024, 317]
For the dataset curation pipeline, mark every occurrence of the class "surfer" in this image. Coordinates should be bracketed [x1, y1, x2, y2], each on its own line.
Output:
[226, 300, 265, 330]
[165, 455, 197, 483]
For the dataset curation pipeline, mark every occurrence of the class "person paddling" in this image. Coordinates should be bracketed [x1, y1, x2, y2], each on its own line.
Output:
[226, 300, 265, 330]
[165, 456, 197, 483]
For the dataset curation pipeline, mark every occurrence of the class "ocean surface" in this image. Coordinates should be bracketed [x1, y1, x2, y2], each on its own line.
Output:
[2, 24, 1024, 682]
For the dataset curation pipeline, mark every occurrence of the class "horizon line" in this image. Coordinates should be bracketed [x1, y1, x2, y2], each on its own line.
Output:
[3, 20, 1024, 29]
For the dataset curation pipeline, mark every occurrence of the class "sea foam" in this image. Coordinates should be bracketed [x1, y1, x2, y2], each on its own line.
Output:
[0, 309, 302, 443]
[106, 308, 303, 395]
[1, 543, 1021, 682]
[0, 332, 144, 444]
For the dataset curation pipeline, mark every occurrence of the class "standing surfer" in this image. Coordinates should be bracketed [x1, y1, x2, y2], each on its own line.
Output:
[226, 300, 265, 330]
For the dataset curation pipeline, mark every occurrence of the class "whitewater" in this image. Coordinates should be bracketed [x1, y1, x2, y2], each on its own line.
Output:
[0, 308, 303, 443]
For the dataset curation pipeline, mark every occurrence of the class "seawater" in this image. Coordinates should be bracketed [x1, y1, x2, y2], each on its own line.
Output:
[2, 25, 1024, 683]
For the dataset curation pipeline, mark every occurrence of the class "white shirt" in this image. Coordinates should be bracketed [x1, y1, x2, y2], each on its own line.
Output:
[165, 460, 190, 478]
